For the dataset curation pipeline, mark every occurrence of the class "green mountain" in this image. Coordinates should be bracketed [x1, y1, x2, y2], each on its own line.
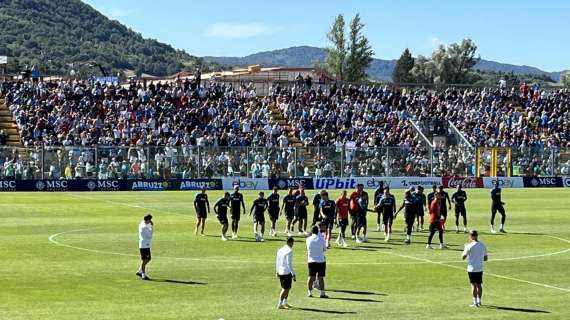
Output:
[0, 0, 209, 77]
[205, 46, 564, 82]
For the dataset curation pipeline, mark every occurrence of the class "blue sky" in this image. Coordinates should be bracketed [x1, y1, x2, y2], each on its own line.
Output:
[83, 0, 569, 71]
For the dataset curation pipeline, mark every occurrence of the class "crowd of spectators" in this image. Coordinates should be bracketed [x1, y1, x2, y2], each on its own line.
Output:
[1, 78, 569, 179]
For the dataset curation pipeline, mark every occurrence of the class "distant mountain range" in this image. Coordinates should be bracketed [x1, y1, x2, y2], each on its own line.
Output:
[205, 46, 564, 81]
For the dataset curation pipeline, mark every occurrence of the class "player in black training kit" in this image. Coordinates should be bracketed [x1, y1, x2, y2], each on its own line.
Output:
[194, 187, 210, 236]
[281, 188, 297, 236]
[373, 181, 385, 231]
[437, 186, 452, 231]
[214, 192, 231, 241]
[293, 188, 309, 235]
[490, 181, 507, 233]
[230, 186, 246, 239]
[312, 191, 322, 226]
[376, 187, 396, 242]
[396, 189, 416, 244]
[250, 192, 268, 241]
[414, 186, 427, 231]
[451, 185, 468, 233]
[319, 191, 336, 248]
[267, 187, 280, 237]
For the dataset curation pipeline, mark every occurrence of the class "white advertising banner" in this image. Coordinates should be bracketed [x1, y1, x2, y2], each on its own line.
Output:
[482, 177, 524, 188]
[221, 178, 269, 190]
[314, 177, 443, 190]
[0, 56, 7, 64]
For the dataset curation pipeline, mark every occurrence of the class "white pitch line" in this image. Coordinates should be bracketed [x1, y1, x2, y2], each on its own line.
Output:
[48, 228, 570, 269]
[68, 193, 194, 219]
[377, 246, 570, 293]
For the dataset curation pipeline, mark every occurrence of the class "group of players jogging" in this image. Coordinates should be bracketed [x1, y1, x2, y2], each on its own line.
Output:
[191, 180, 508, 247]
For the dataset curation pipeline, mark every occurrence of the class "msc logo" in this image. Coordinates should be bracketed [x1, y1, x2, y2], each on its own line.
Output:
[276, 179, 306, 189]
[314, 178, 356, 190]
[91, 180, 120, 191]
[36, 180, 68, 191]
[0, 180, 17, 191]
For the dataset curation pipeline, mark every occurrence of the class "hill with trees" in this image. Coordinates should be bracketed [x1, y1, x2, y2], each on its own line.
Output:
[0, 0, 211, 77]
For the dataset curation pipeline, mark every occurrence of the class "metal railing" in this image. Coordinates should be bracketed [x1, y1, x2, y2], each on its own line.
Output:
[1, 145, 568, 180]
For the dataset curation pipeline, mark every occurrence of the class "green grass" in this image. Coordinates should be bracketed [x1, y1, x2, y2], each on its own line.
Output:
[1, 189, 569, 320]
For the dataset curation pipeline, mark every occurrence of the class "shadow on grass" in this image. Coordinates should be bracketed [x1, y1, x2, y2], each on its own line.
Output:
[484, 305, 550, 313]
[291, 307, 356, 315]
[151, 279, 207, 285]
[328, 289, 387, 296]
[327, 297, 382, 303]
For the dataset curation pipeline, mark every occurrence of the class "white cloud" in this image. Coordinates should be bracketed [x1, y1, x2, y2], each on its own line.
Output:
[204, 23, 275, 38]
[427, 36, 445, 49]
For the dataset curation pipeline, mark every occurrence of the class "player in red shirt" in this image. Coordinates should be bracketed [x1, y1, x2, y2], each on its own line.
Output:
[349, 185, 363, 239]
[335, 190, 350, 247]
[426, 194, 447, 249]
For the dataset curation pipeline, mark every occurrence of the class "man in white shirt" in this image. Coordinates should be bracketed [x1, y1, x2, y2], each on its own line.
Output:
[137, 214, 154, 281]
[275, 237, 296, 309]
[306, 225, 328, 298]
[462, 230, 488, 307]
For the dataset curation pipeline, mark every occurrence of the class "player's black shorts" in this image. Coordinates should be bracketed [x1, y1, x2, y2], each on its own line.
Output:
[296, 207, 307, 219]
[139, 248, 151, 260]
[468, 272, 483, 284]
[197, 209, 207, 219]
[417, 210, 424, 217]
[268, 208, 279, 220]
[338, 218, 349, 227]
[322, 218, 335, 229]
[455, 206, 466, 217]
[382, 213, 393, 225]
[357, 213, 367, 228]
[308, 262, 326, 277]
[404, 212, 415, 225]
[440, 207, 448, 217]
[231, 208, 241, 221]
[285, 209, 295, 220]
[253, 213, 265, 223]
[491, 204, 505, 215]
[429, 222, 443, 233]
[279, 273, 293, 289]
[217, 214, 228, 224]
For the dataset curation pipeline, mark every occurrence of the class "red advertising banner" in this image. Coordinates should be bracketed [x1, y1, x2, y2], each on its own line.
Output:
[442, 176, 483, 188]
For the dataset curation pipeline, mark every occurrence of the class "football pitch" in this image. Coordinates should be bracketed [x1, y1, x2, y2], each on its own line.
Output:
[1, 189, 569, 320]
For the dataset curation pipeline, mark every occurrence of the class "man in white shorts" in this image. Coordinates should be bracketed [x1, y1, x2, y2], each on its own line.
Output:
[462, 230, 488, 307]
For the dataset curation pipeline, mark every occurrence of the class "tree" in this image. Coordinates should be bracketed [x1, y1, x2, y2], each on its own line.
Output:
[325, 14, 346, 81]
[345, 14, 374, 82]
[392, 48, 415, 83]
[561, 71, 570, 87]
[410, 55, 437, 83]
[410, 38, 479, 84]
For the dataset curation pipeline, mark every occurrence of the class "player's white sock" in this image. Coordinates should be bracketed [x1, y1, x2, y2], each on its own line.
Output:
[141, 273, 146, 278]
[283, 298, 287, 305]
[320, 290, 325, 296]
[500, 224, 504, 230]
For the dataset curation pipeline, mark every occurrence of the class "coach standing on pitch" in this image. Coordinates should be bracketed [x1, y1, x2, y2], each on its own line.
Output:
[275, 237, 296, 309]
[137, 214, 153, 280]
[306, 225, 328, 298]
[462, 230, 488, 307]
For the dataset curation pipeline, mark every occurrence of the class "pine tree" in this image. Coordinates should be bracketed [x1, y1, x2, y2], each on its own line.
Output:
[392, 48, 415, 83]
[345, 14, 374, 82]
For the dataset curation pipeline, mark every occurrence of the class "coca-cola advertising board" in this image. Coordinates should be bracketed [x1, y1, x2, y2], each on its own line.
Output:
[442, 176, 484, 188]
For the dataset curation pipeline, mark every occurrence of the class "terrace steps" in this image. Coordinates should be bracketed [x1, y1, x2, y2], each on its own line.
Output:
[0, 97, 23, 147]
[268, 102, 303, 147]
